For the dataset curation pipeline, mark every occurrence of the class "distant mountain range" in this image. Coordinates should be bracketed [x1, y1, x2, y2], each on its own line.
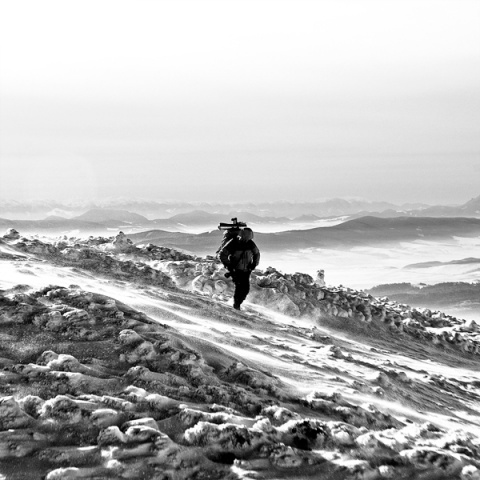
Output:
[417, 195, 480, 217]
[2, 194, 479, 221]
[350, 195, 480, 220]
[0, 208, 150, 235]
[2, 211, 480, 253]
[126, 216, 480, 256]
[405, 258, 480, 269]
[150, 210, 292, 229]
[74, 208, 150, 226]
[0, 208, 327, 235]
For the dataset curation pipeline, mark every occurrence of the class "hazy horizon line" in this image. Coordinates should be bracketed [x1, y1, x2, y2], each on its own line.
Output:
[0, 195, 453, 207]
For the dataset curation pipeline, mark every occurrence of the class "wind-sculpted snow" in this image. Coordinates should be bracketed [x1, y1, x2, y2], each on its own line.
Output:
[1, 229, 480, 479]
[158, 250, 480, 357]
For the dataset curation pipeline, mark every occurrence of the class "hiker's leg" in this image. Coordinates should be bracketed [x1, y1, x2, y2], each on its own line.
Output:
[242, 272, 251, 301]
[235, 272, 250, 306]
[233, 281, 244, 307]
[232, 273, 241, 307]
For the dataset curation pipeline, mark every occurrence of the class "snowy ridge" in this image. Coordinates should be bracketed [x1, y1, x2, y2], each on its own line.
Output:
[1, 229, 480, 479]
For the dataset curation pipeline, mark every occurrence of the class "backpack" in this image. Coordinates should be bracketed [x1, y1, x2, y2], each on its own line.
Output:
[216, 228, 241, 258]
[220, 238, 257, 271]
[234, 247, 254, 271]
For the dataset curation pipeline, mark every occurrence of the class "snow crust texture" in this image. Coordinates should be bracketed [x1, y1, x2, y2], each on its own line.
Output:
[1, 230, 480, 479]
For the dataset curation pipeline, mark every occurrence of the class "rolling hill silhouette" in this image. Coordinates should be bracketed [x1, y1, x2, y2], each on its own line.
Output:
[127, 216, 480, 255]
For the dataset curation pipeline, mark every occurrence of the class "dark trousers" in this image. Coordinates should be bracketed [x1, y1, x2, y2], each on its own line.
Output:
[232, 270, 251, 306]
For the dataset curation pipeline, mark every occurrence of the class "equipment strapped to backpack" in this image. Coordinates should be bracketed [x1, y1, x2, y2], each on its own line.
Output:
[217, 217, 247, 231]
[215, 218, 247, 257]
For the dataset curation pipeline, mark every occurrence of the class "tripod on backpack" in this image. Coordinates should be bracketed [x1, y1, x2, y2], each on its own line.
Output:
[217, 218, 248, 278]
[217, 217, 247, 231]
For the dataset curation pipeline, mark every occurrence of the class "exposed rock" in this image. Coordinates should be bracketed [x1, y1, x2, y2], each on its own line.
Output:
[0, 396, 34, 430]
[3, 228, 20, 240]
[111, 231, 135, 252]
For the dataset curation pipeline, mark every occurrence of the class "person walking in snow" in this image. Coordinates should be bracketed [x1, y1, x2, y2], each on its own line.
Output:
[219, 228, 260, 310]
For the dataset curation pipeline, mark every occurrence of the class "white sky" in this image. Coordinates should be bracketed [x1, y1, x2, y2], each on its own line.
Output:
[0, 0, 479, 204]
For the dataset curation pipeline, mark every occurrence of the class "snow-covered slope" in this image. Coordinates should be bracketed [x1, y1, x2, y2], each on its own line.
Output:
[1, 229, 480, 480]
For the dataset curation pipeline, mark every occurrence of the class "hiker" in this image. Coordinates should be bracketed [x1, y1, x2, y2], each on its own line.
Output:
[219, 228, 260, 310]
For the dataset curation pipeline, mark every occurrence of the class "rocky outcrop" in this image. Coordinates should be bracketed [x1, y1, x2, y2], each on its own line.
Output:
[4, 231, 177, 289]
[3, 228, 20, 241]
[111, 231, 135, 252]
[159, 259, 480, 357]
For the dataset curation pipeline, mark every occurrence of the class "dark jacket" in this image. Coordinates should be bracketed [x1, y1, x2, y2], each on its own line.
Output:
[219, 237, 260, 272]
